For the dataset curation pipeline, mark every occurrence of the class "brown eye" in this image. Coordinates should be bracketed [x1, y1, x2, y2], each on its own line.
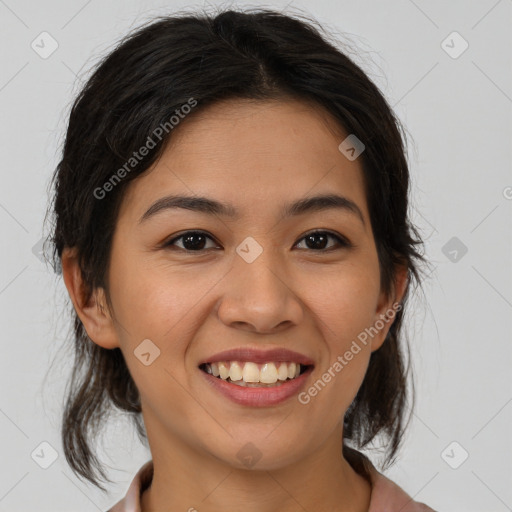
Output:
[164, 230, 352, 253]
[295, 231, 351, 251]
[165, 231, 219, 251]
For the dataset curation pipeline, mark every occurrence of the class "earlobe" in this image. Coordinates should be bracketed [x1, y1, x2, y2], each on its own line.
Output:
[61, 247, 119, 349]
[371, 264, 409, 352]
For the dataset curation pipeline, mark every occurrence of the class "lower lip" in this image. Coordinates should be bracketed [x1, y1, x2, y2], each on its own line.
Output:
[199, 366, 314, 407]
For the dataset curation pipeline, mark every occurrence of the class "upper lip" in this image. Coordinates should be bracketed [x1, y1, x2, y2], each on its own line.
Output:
[199, 347, 315, 366]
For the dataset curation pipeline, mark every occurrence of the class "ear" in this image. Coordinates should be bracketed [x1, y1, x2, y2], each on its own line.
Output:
[370, 263, 409, 352]
[61, 247, 119, 349]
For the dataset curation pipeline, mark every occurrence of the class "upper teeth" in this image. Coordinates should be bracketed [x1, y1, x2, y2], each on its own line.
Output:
[203, 361, 302, 384]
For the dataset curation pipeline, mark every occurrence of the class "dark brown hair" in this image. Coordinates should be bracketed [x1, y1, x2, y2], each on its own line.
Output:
[47, 7, 426, 492]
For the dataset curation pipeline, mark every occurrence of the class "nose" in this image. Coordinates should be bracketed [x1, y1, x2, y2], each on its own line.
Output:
[216, 248, 304, 334]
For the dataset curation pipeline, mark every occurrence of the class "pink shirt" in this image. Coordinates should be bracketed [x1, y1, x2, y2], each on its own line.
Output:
[107, 452, 437, 512]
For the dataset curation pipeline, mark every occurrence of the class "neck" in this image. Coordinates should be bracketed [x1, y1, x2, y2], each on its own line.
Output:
[140, 425, 371, 512]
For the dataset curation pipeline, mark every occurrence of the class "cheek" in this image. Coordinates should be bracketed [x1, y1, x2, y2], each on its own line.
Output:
[299, 262, 380, 404]
[108, 245, 201, 338]
[107, 252, 223, 384]
[107, 257, 203, 419]
[304, 262, 381, 348]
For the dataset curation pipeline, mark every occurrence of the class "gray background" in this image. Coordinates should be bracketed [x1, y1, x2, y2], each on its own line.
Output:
[0, 0, 511, 511]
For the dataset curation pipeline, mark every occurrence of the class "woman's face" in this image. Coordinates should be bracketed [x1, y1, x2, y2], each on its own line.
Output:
[94, 98, 404, 470]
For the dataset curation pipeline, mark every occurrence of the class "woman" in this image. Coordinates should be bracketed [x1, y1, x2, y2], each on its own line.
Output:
[49, 8, 437, 511]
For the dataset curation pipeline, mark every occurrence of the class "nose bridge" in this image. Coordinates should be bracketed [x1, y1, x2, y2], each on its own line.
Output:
[238, 239, 282, 295]
[234, 235, 287, 304]
[217, 236, 303, 332]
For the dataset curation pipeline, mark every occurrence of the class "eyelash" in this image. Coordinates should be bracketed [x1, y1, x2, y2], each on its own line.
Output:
[163, 230, 352, 253]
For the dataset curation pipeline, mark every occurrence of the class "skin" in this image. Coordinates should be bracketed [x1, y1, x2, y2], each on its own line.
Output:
[62, 98, 408, 512]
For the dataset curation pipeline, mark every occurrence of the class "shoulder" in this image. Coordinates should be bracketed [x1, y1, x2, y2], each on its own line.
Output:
[344, 447, 438, 512]
[368, 469, 437, 512]
[105, 460, 154, 512]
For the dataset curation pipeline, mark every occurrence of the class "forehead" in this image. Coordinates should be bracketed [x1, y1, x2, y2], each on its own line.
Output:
[119, 98, 369, 224]
[165, 97, 349, 165]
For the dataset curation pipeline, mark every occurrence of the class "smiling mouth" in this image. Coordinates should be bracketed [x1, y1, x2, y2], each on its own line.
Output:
[199, 361, 312, 387]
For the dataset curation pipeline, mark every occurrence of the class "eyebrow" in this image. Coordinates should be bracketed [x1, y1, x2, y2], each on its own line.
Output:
[139, 193, 365, 226]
